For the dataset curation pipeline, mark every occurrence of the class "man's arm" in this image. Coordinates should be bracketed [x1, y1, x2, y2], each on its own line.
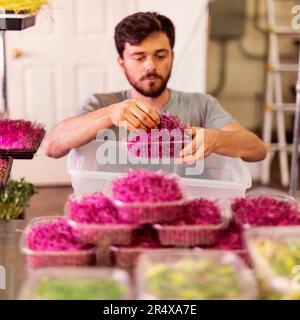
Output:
[44, 105, 115, 158]
[179, 122, 267, 163]
[214, 122, 267, 162]
[44, 99, 160, 159]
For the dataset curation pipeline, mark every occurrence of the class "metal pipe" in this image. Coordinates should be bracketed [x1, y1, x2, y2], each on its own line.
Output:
[289, 48, 300, 197]
[0, 30, 7, 118]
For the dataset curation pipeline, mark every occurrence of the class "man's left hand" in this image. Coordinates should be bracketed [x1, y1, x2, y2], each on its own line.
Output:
[177, 126, 220, 164]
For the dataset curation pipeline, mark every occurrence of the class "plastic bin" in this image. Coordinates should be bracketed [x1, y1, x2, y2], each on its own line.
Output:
[136, 249, 258, 300]
[245, 226, 300, 299]
[67, 139, 252, 199]
[19, 267, 130, 300]
[20, 216, 97, 269]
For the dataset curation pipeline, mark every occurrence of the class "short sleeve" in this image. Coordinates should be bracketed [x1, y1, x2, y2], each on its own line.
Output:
[203, 95, 236, 129]
[76, 91, 129, 116]
[76, 94, 103, 116]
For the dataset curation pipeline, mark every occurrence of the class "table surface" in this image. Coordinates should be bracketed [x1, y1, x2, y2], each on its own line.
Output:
[0, 220, 27, 300]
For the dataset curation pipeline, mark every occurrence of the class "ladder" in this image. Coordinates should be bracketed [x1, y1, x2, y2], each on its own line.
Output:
[262, 0, 299, 187]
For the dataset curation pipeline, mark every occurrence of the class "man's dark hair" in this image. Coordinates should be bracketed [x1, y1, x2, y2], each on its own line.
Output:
[114, 12, 175, 58]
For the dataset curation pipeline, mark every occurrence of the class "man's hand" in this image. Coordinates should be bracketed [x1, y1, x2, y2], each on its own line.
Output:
[110, 99, 160, 131]
[177, 122, 267, 163]
[177, 126, 220, 164]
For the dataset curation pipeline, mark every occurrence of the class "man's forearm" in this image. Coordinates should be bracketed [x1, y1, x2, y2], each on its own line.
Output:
[44, 105, 115, 158]
[214, 129, 267, 162]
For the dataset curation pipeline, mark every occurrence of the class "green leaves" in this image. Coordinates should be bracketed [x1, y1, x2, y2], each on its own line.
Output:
[36, 279, 126, 300]
[0, 178, 36, 220]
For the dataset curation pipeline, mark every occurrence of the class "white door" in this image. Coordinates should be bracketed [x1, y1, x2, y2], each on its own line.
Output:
[6, 0, 208, 185]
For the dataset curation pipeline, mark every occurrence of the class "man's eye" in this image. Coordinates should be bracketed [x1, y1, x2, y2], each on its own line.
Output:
[134, 56, 145, 62]
[157, 54, 167, 59]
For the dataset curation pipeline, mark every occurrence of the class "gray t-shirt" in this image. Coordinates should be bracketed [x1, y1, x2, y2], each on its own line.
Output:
[78, 89, 235, 130]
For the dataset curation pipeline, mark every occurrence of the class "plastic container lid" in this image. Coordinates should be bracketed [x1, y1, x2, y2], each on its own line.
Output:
[124, 137, 191, 160]
[104, 169, 188, 203]
[19, 267, 130, 300]
[136, 249, 258, 300]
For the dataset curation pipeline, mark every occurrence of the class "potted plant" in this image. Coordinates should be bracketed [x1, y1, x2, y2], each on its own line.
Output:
[0, 0, 49, 30]
[0, 178, 36, 220]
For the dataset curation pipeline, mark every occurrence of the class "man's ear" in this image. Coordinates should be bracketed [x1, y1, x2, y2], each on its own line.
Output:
[117, 56, 125, 72]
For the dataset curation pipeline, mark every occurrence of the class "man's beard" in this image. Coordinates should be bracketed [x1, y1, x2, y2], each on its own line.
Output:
[124, 68, 172, 98]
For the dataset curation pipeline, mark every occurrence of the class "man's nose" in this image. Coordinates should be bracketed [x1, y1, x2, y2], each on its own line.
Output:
[144, 57, 156, 71]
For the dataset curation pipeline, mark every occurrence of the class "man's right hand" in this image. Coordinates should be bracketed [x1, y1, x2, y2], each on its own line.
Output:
[110, 99, 160, 131]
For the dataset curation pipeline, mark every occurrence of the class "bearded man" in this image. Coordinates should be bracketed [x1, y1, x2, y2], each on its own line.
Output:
[45, 12, 267, 163]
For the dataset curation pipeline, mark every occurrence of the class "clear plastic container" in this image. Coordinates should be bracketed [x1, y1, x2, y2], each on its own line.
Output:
[232, 194, 300, 229]
[153, 199, 231, 247]
[110, 246, 163, 269]
[65, 194, 138, 245]
[245, 226, 300, 299]
[67, 139, 251, 199]
[67, 219, 137, 246]
[104, 173, 187, 224]
[195, 247, 252, 268]
[136, 249, 258, 300]
[19, 267, 130, 300]
[124, 137, 190, 159]
[20, 216, 97, 269]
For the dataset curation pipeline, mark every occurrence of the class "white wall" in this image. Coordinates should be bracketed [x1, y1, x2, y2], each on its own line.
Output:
[7, 0, 209, 185]
[137, 0, 209, 93]
[99, 0, 209, 94]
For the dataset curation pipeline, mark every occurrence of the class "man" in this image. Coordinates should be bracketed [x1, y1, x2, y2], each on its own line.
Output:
[45, 12, 267, 163]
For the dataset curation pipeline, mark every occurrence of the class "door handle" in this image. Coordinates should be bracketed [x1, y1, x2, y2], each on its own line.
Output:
[10, 48, 23, 59]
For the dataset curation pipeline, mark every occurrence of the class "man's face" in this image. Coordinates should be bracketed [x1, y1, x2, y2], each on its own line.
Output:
[118, 32, 174, 98]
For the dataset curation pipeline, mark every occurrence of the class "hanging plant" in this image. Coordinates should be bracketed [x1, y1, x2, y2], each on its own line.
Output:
[0, 119, 45, 159]
[0, 0, 50, 30]
[0, 0, 49, 14]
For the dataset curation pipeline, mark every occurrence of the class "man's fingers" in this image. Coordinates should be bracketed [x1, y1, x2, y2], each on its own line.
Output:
[134, 100, 160, 125]
[129, 106, 157, 130]
[118, 119, 137, 132]
[179, 140, 195, 158]
[177, 148, 204, 164]
[179, 128, 204, 157]
[124, 112, 148, 131]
